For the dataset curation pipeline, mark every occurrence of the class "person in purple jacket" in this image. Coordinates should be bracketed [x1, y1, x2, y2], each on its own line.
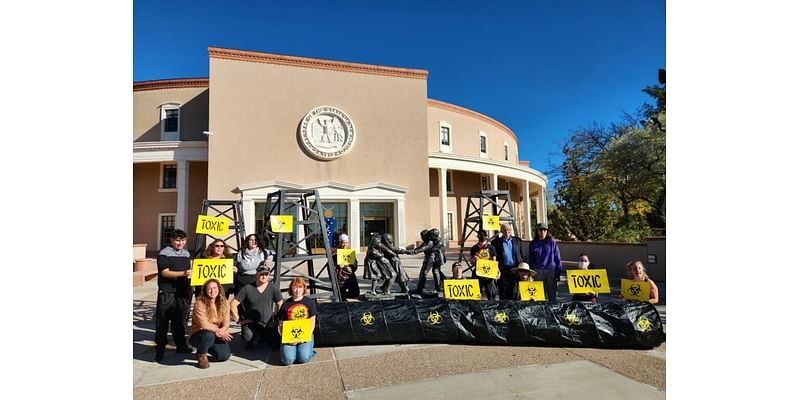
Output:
[528, 223, 562, 302]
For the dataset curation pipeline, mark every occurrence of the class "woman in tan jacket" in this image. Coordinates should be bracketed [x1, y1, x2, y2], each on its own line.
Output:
[189, 279, 233, 369]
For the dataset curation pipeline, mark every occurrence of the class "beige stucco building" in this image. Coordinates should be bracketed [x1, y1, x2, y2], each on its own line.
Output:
[133, 47, 547, 255]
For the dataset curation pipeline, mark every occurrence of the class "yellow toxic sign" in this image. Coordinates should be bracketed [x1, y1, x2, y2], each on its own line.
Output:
[427, 311, 442, 325]
[621, 279, 651, 302]
[190, 259, 234, 286]
[196, 215, 230, 235]
[270, 215, 294, 233]
[337, 249, 356, 265]
[519, 281, 545, 301]
[566, 269, 611, 294]
[360, 311, 375, 326]
[482, 215, 500, 230]
[281, 319, 312, 343]
[494, 312, 509, 324]
[443, 279, 481, 300]
[475, 259, 499, 279]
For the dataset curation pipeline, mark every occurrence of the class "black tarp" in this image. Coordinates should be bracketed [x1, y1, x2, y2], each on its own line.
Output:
[315, 299, 664, 349]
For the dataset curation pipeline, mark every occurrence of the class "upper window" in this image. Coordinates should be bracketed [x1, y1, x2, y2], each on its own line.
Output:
[161, 163, 177, 190]
[480, 176, 489, 191]
[160, 103, 181, 141]
[439, 122, 452, 153]
[504, 142, 509, 161]
[479, 133, 488, 158]
[446, 171, 454, 193]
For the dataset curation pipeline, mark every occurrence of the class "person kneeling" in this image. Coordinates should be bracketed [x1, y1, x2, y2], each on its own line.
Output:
[277, 278, 317, 366]
[189, 279, 233, 369]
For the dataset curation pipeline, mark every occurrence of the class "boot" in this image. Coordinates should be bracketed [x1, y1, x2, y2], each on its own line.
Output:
[197, 353, 209, 369]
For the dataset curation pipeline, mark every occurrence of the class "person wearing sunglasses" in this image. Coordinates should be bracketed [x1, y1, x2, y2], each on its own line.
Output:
[203, 239, 235, 297]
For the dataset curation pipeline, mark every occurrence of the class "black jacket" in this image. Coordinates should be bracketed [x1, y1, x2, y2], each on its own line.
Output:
[490, 235, 526, 270]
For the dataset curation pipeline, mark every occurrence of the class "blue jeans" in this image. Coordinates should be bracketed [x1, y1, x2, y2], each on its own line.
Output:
[280, 335, 316, 365]
[189, 330, 231, 361]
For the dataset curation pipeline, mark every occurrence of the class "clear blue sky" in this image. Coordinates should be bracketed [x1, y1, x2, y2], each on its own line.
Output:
[134, 0, 665, 184]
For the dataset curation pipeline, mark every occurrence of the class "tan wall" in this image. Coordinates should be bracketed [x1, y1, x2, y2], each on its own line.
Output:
[133, 163, 177, 252]
[186, 161, 209, 253]
[133, 87, 209, 142]
[427, 105, 518, 162]
[207, 57, 430, 245]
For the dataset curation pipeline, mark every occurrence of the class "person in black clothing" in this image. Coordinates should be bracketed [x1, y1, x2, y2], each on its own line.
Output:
[572, 253, 597, 303]
[469, 230, 499, 300]
[490, 224, 526, 300]
[154, 229, 193, 362]
[334, 234, 360, 299]
[230, 265, 284, 349]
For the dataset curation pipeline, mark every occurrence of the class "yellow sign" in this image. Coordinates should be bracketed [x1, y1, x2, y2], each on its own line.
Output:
[566, 269, 611, 294]
[621, 279, 651, 301]
[270, 215, 294, 232]
[519, 281, 545, 301]
[195, 215, 230, 236]
[281, 319, 313, 343]
[190, 259, 234, 286]
[443, 279, 481, 300]
[337, 249, 356, 265]
[475, 259, 499, 279]
[482, 215, 500, 230]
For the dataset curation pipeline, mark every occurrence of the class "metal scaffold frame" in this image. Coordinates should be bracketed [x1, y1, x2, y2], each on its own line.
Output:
[192, 200, 247, 258]
[457, 190, 519, 273]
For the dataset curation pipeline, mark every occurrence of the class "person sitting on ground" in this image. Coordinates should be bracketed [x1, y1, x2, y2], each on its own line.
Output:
[571, 253, 597, 303]
[230, 264, 283, 349]
[277, 278, 318, 365]
[334, 234, 360, 299]
[451, 262, 465, 279]
[508, 262, 536, 301]
[624, 260, 659, 305]
[189, 279, 233, 369]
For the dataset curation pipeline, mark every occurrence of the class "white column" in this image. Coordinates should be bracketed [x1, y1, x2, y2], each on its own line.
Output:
[242, 198, 255, 236]
[295, 205, 307, 255]
[176, 159, 189, 231]
[538, 186, 548, 225]
[491, 174, 498, 191]
[439, 168, 448, 242]
[523, 180, 532, 240]
[349, 199, 360, 252]
[396, 198, 406, 248]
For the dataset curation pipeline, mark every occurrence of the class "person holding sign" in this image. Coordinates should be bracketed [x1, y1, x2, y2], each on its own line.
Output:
[491, 223, 526, 300]
[529, 223, 562, 303]
[451, 262, 465, 279]
[470, 230, 499, 300]
[202, 239, 235, 297]
[188, 279, 233, 369]
[624, 260, 659, 304]
[572, 254, 597, 303]
[334, 234, 360, 299]
[230, 265, 284, 349]
[277, 278, 318, 365]
[234, 234, 274, 294]
[154, 229, 193, 362]
[508, 262, 536, 300]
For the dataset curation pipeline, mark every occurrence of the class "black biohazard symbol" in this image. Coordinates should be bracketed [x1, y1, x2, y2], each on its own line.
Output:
[628, 283, 642, 296]
[637, 317, 653, 332]
[360, 311, 375, 326]
[290, 327, 303, 339]
[427, 311, 442, 325]
[494, 312, 509, 324]
[481, 265, 491, 274]
[526, 287, 538, 296]
[565, 312, 580, 325]
[292, 308, 307, 319]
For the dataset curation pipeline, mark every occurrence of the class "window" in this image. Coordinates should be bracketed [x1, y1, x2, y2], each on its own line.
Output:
[446, 212, 454, 240]
[160, 163, 177, 190]
[481, 176, 489, 191]
[158, 214, 176, 249]
[479, 133, 488, 158]
[160, 103, 181, 141]
[504, 142, 509, 161]
[439, 122, 452, 153]
[446, 171, 453, 193]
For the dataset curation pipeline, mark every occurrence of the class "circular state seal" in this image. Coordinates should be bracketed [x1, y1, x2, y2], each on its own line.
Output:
[299, 106, 356, 160]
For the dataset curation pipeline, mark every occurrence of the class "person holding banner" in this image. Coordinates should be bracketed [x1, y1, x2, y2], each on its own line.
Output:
[203, 239, 235, 297]
[230, 265, 284, 349]
[625, 260, 659, 304]
[188, 279, 233, 369]
[508, 262, 536, 300]
[334, 234, 360, 299]
[154, 229, 193, 362]
[470, 230, 499, 300]
[234, 234, 274, 294]
[529, 223, 563, 303]
[572, 254, 597, 303]
[451, 262, 465, 279]
[277, 278, 318, 365]
[491, 223, 525, 300]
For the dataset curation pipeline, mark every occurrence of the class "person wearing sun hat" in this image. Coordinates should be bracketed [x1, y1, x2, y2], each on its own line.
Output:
[529, 222, 562, 302]
[507, 262, 536, 300]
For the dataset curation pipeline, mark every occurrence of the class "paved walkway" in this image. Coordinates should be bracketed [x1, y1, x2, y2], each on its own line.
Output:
[133, 255, 666, 399]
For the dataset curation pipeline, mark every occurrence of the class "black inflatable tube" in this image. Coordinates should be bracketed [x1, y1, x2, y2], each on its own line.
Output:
[315, 299, 665, 349]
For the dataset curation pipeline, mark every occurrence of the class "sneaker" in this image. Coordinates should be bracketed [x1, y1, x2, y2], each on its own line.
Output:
[176, 345, 193, 354]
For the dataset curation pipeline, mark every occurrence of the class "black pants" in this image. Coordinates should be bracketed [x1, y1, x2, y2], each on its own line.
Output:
[477, 277, 498, 300]
[155, 290, 191, 350]
[190, 330, 231, 360]
[534, 269, 558, 302]
[498, 268, 515, 300]
[340, 277, 361, 299]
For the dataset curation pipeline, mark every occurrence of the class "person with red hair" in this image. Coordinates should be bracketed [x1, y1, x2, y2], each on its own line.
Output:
[277, 278, 318, 365]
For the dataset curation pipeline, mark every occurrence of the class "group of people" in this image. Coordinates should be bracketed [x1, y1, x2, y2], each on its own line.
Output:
[154, 230, 317, 369]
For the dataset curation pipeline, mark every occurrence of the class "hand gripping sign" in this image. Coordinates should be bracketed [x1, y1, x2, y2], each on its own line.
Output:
[195, 215, 230, 236]
[519, 281, 545, 301]
[482, 215, 500, 231]
[566, 269, 611, 294]
[191, 259, 234, 286]
[621, 279, 651, 301]
[443, 279, 481, 300]
[337, 249, 356, 265]
[270, 215, 294, 233]
[281, 319, 313, 344]
[475, 259, 499, 279]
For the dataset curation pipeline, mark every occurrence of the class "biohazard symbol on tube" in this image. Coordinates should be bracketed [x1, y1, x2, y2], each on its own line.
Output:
[290, 327, 303, 339]
[427, 311, 442, 325]
[360, 311, 375, 326]
[494, 312, 509, 324]
[637, 317, 653, 332]
[565, 312, 581, 325]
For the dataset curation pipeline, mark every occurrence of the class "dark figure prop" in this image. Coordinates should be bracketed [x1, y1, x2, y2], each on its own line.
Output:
[378, 233, 411, 294]
[411, 229, 447, 294]
[363, 234, 394, 294]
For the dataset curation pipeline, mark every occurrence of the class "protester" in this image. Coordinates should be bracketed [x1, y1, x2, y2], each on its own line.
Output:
[189, 279, 232, 369]
[234, 234, 274, 293]
[230, 265, 283, 349]
[154, 229, 193, 362]
[202, 239, 235, 297]
[277, 278, 318, 365]
[491, 223, 525, 300]
[529, 223, 562, 302]
[334, 234, 361, 299]
[451, 262, 465, 279]
[626, 260, 659, 304]
[470, 230, 499, 300]
[508, 262, 536, 300]
[572, 253, 597, 303]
